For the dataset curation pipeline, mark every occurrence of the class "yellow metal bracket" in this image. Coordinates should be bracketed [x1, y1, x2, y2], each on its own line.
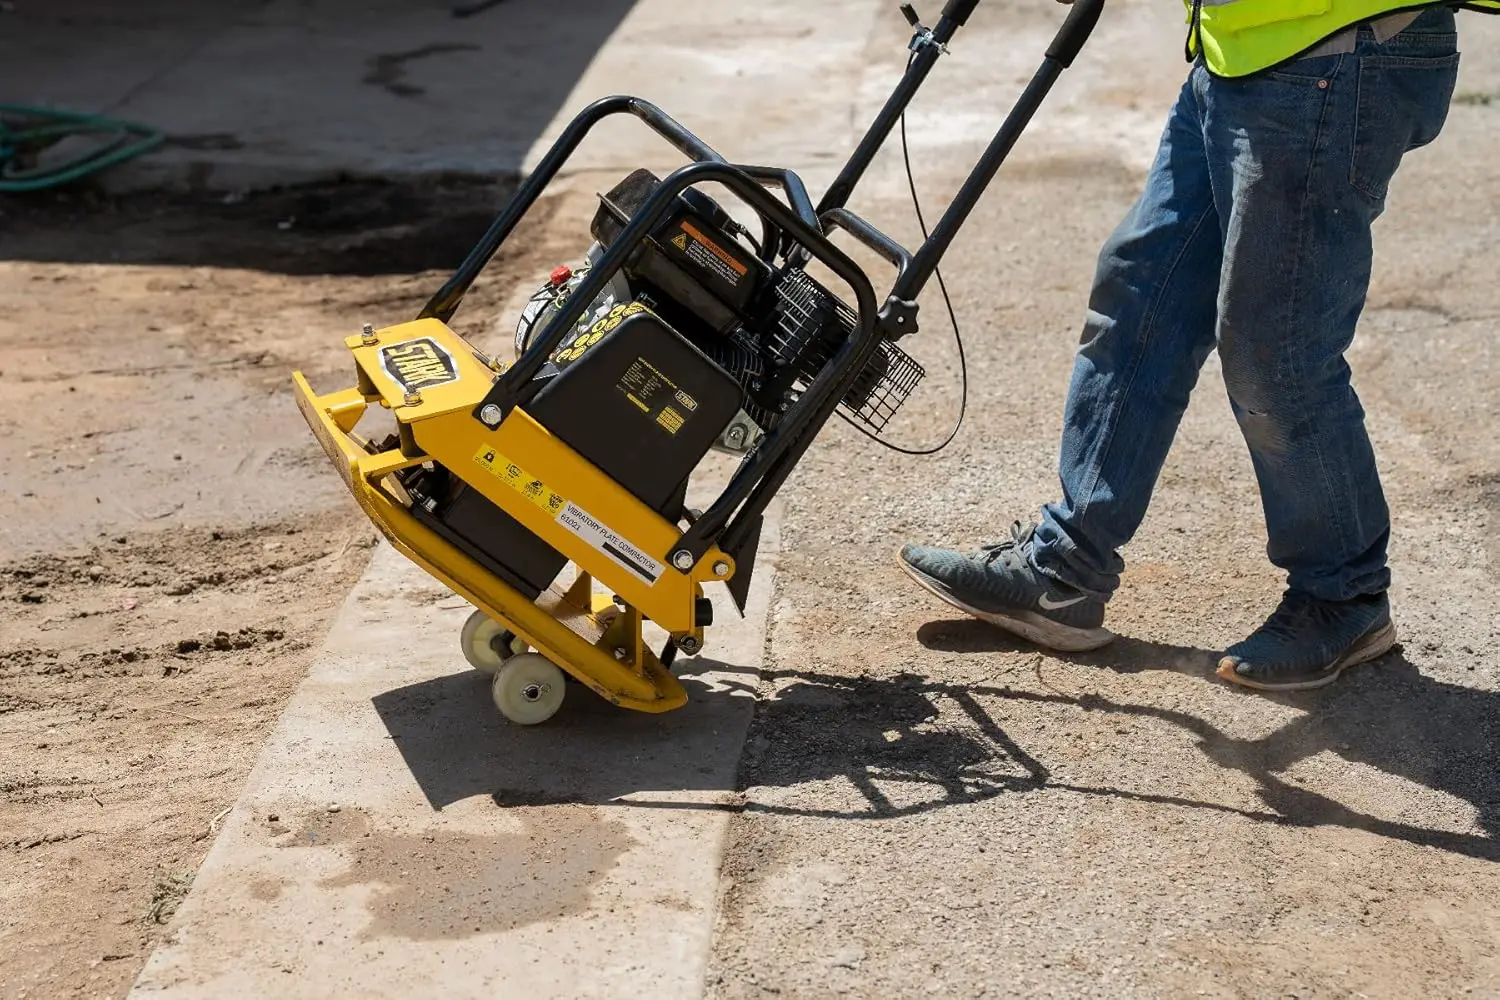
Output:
[292, 363, 690, 714]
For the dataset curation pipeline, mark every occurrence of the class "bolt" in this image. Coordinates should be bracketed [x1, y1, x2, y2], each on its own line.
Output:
[479, 403, 502, 427]
[725, 424, 747, 447]
[361, 323, 377, 345]
[712, 560, 730, 577]
[403, 391, 422, 407]
[677, 635, 700, 655]
[671, 550, 694, 571]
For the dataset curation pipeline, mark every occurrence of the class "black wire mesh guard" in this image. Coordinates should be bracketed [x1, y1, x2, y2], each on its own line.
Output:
[769, 269, 925, 435]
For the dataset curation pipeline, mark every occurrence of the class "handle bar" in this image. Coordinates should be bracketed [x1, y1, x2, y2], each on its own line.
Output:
[1046, 0, 1107, 68]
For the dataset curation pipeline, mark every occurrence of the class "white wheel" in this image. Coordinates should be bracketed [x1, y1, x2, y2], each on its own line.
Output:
[460, 609, 525, 675]
[491, 653, 567, 726]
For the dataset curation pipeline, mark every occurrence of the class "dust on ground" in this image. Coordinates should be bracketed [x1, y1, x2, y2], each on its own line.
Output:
[0, 177, 575, 999]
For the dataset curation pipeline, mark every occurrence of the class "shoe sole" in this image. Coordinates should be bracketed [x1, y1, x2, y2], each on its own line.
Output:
[896, 553, 1115, 654]
[1214, 619, 1397, 692]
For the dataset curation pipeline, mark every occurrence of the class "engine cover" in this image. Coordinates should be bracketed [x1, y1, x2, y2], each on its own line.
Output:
[591, 168, 771, 332]
[524, 301, 744, 516]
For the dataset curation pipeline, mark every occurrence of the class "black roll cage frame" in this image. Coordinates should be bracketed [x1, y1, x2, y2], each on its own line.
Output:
[414, 0, 1107, 573]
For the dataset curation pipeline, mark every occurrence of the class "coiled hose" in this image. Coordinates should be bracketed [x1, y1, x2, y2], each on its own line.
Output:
[0, 103, 163, 192]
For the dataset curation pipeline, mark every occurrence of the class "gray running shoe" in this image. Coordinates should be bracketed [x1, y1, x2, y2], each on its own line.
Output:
[1217, 590, 1396, 692]
[897, 521, 1113, 653]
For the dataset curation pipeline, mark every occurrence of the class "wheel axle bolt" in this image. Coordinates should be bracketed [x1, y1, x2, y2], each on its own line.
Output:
[712, 560, 730, 577]
[672, 550, 695, 571]
[479, 403, 503, 427]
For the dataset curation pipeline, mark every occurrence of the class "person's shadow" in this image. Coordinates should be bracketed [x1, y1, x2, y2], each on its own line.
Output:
[369, 618, 1498, 865]
[919, 619, 1500, 862]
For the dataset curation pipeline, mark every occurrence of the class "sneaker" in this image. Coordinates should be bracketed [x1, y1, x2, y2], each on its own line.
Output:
[897, 521, 1114, 653]
[1216, 590, 1396, 692]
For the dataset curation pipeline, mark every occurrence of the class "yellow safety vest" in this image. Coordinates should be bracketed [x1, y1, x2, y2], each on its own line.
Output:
[1185, 0, 1499, 77]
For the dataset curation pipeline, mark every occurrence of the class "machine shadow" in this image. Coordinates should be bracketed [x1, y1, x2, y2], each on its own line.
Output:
[371, 617, 1498, 864]
[0, 0, 638, 275]
[370, 658, 763, 813]
[917, 617, 1500, 863]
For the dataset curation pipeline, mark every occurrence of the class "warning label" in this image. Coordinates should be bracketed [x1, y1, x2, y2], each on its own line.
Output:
[617, 357, 695, 436]
[671, 219, 747, 290]
[471, 447, 568, 516]
[470, 446, 663, 584]
[553, 301, 647, 365]
[656, 407, 685, 434]
[555, 501, 663, 583]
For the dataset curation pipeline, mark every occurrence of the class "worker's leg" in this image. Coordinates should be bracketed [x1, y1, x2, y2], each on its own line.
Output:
[898, 75, 1222, 651]
[1027, 77, 1225, 599]
[1206, 9, 1459, 688]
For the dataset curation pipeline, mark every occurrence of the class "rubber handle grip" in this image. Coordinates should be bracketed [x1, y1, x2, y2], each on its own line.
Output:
[940, 0, 983, 27]
[1045, 0, 1105, 68]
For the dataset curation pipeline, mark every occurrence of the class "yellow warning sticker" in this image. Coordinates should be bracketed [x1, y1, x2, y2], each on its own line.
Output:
[553, 301, 647, 364]
[471, 447, 568, 515]
[656, 406, 685, 435]
[552, 327, 604, 364]
[671, 232, 689, 251]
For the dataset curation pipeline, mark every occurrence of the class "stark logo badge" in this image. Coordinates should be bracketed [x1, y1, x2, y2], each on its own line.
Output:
[380, 338, 459, 393]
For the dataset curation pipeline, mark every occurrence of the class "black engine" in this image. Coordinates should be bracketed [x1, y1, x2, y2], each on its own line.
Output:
[399, 172, 926, 605]
[515, 168, 924, 457]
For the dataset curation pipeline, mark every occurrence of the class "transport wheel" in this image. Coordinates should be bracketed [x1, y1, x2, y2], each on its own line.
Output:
[491, 653, 567, 725]
[460, 609, 526, 675]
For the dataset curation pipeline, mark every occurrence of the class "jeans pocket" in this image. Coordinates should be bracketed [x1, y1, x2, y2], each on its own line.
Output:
[1350, 51, 1461, 202]
[1264, 53, 1344, 85]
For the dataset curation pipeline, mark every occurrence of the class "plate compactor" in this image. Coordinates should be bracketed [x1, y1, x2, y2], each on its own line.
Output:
[292, 0, 1105, 725]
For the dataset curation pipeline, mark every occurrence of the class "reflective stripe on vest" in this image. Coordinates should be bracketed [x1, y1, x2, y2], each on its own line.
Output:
[1184, 0, 1499, 77]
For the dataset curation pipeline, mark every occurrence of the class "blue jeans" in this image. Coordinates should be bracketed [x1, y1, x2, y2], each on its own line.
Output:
[1030, 7, 1461, 603]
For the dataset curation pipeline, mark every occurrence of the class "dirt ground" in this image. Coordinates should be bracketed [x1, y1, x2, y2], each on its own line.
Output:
[0, 178, 576, 999]
[704, 5, 1500, 999]
[3, 4, 1498, 996]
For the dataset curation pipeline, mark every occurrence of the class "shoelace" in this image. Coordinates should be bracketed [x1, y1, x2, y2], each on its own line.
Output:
[977, 521, 1034, 566]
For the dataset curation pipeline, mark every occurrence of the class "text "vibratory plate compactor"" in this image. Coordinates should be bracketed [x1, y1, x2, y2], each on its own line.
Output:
[292, 0, 1106, 725]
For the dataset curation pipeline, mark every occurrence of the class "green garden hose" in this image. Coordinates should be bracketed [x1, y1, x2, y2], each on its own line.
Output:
[0, 103, 163, 193]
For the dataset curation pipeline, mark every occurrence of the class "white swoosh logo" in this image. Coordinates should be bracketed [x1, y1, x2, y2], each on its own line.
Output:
[1037, 593, 1086, 610]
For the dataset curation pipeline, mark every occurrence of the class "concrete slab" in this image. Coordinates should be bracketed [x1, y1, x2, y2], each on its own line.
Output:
[0, 0, 883, 192]
[128, 501, 777, 998]
[0, 2, 240, 113]
[1, 0, 638, 191]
